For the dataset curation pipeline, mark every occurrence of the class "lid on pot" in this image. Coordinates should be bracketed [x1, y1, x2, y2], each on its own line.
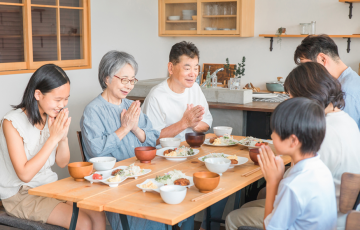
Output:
[267, 77, 284, 84]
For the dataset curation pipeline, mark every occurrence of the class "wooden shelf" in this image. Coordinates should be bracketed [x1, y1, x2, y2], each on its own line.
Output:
[0, 10, 21, 13]
[0, 35, 22, 38]
[202, 15, 236, 18]
[259, 34, 360, 53]
[166, 20, 197, 23]
[339, 0, 360, 2]
[32, 34, 81, 37]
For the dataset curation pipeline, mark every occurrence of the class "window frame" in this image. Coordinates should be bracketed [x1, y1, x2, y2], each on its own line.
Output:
[0, 0, 91, 75]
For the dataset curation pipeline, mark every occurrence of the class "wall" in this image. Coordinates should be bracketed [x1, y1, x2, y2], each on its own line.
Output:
[0, 0, 359, 179]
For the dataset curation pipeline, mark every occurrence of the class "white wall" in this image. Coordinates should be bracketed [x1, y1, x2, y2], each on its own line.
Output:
[1, 0, 359, 179]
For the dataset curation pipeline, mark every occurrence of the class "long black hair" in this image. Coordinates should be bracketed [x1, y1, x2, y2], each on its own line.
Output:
[284, 62, 345, 110]
[13, 64, 70, 126]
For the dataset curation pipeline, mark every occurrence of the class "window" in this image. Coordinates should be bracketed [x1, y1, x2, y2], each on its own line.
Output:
[0, 0, 91, 75]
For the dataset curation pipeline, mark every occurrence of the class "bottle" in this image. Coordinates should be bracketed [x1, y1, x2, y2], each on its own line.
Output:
[212, 72, 217, 88]
[206, 66, 211, 88]
[310, 21, 316, 35]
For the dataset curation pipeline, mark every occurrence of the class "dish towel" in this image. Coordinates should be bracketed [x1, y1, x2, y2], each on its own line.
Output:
[252, 93, 289, 103]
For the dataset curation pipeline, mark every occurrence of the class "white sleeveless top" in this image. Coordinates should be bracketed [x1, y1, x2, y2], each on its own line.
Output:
[0, 109, 58, 199]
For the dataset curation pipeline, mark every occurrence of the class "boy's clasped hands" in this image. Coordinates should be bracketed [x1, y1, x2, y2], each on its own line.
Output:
[257, 145, 285, 186]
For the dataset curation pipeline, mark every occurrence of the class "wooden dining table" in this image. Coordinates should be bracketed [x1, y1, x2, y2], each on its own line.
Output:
[29, 134, 290, 230]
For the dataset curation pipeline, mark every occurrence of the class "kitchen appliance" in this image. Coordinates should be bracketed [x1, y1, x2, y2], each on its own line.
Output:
[266, 77, 285, 92]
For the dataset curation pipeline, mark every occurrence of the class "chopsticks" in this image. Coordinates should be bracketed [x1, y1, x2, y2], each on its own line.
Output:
[192, 188, 224, 202]
[241, 167, 261, 177]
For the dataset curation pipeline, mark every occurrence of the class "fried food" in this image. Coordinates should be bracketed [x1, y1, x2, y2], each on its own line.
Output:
[111, 169, 122, 176]
[230, 159, 238, 164]
[174, 178, 190, 186]
[163, 149, 176, 155]
[209, 137, 217, 144]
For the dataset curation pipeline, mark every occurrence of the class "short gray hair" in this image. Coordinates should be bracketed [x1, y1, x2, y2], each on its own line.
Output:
[98, 50, 138, 90]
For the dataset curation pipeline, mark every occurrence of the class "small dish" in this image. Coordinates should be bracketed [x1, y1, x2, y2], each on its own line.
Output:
[100, 175, 127, 187]
[160, 138, 181, 148]
[160, 185, 187, 204]
[88, 157, 116, 171]
[213, 126, 233, 137]
[136, 179, 163, 193]
[205, 158, 231, 176]
[168, 16, 181, 20]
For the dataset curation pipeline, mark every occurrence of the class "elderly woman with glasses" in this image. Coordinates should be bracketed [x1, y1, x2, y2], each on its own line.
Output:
[80, 50, 163, 230]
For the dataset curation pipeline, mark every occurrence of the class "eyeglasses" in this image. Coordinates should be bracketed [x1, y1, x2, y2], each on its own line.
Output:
[113, 75, 138, 85]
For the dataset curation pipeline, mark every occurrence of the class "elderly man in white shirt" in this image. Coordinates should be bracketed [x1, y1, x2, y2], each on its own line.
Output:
[142, 41, 226, 230]
[142, 41, 212, 143]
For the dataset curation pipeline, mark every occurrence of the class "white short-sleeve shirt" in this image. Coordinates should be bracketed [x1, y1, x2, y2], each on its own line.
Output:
[264, 155, 337, 230]
[141, 79, 213, 142]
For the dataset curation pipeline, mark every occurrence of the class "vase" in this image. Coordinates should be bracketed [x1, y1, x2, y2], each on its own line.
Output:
[229, 78, 241, 90]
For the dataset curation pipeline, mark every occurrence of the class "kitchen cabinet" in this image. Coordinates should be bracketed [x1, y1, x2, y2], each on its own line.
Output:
[158, 0, 254, 37]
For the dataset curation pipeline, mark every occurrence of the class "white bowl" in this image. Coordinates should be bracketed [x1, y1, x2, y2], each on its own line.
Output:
[88, 157, 116, 171]
[205, 27, 213, 30]
[168, 16, 181, 20]
[159, 138, 181, 148]
[213, 126, 233, 137]
[205, 158, 231, 176]
[160, 185, 187, 204]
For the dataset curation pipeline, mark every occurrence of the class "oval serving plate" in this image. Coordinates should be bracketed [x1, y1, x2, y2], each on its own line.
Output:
[156, 147, 199, 161]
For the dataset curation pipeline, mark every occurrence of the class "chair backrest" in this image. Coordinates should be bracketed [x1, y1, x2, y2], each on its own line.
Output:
[76, 131, 86, 162]
[340, 172, 360, 214]
[345, 211, 360, 230]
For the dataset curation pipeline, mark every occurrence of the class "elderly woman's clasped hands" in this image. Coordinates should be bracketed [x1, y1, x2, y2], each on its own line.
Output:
[120, 100, 141, 132]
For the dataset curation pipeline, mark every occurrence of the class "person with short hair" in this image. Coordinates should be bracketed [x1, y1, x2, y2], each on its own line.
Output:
[226, 97, 337, 230]
[0, 64, 106, 229]
[294, 34, 360, 129]
[284, 62, 360, 230]
[80, 51, 169, 230]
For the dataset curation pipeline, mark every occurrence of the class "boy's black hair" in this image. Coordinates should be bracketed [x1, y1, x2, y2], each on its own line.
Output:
[13, 64, 70, 126]
[270, 97, 326, 155]
[284, 62, 345, 110]
[294, 34, 340, 64]
[169, 41, 199, 65]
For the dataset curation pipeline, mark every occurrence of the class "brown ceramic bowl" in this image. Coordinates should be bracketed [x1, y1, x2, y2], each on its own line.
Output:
[135, 146, 156, 163]
[185, 132, 205, 148]
[193, 171, 220, 193]
[68, 162, 93, 182]
[249, 148, 260, 165]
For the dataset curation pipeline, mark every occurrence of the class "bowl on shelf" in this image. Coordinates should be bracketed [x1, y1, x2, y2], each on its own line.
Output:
[185, 132, 205, 148]
[88, 157, 116, 171]
[160, 185, 187, 204]
[68, 162, 93, 182]
[168, 16, 181, 21]
[213, 126, 233, 137]
[204, 158, 231, 176]
[134, 146, 157, 163]
[193, 172, 220, 193]
[205, 27, 213, 30]
[249, 148, 260, 165]
[160, 138, 181, 148]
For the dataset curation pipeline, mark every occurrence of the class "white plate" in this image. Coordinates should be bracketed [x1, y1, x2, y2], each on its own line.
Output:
[198, 154, 248, 168]
[156, 147, 199, 161]
[203, 139, 238, 147]
[100, 176, 127, 187]
[114, 166, 152, 179]
[252, 94, 278, 99]
[136, 177, 194, 193]
[238, 138, 273, 149]
[89, 165, 151, 180]
[84, 174, 110, 184]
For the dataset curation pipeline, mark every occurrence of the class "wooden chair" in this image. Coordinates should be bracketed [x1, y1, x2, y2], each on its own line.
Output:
[76, 131, 86, 162]
[340, 172, 360, 230]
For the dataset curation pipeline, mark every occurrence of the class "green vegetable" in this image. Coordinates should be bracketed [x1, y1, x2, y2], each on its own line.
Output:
[187, 148, 195, 156]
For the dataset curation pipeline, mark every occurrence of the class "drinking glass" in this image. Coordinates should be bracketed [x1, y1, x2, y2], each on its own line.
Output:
[213, 3, 219, 15]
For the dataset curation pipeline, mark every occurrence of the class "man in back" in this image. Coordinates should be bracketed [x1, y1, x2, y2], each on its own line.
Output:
[294, 34, 360, 129]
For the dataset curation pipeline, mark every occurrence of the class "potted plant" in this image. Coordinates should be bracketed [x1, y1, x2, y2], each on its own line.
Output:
[229, 56, 245, 90]
[276, 27, 286, 47]
[224, 58, 232, 79]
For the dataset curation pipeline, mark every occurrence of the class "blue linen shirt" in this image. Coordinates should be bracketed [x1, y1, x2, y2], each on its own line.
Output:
[264, 155, 337, 230]
[80, 94, 159, 161]
[338, 67, 360, 129]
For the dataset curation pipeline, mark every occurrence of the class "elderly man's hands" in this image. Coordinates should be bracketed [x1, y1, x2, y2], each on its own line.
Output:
[120, 100, 141, 132]
[181, 104, 205, 129]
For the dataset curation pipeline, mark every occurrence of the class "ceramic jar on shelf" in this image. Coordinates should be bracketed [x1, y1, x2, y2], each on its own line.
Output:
[229, 78, 241, 90]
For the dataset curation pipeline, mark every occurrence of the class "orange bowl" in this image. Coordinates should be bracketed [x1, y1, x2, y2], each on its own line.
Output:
[193, 171, 220, 193]
[249, 148, 260, 165]
[68, 162, 93, 181]
[135, 146, 156, 163]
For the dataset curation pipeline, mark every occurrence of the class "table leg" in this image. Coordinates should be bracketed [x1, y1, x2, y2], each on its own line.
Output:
[165, 224, 176, 230]
[234, 189, 242, 210]
[69, 202, 79, 230]
[206, 206, 211, 230]
[119, 214, 130, 230]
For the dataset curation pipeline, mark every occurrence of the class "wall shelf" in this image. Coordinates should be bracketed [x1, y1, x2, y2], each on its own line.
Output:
[339, 0, 360, 19]
[259, 34, 360, 53]
[202, 15, 237, 18]
[166, 20, 196, 23]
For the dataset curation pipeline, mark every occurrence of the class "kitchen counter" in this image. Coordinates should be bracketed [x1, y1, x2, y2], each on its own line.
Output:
[128, 96, 279, 113]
